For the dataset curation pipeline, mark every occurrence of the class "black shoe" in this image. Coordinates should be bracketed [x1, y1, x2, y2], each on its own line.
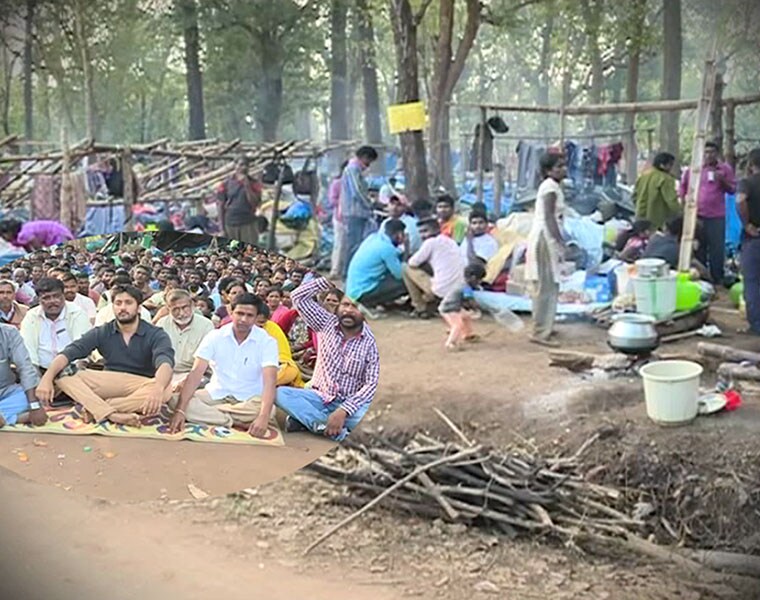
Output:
[285, 416, 308, 433]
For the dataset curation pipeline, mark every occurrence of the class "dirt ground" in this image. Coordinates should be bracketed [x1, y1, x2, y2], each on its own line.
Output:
[2, 306, 760, 599]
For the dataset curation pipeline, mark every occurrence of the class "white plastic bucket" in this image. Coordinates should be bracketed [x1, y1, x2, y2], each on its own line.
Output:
[639, 360, 703, 426]
[633, 274, 676, 319]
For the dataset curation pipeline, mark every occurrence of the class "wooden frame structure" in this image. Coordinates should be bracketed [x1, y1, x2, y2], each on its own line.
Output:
[0, 137, 357, 249]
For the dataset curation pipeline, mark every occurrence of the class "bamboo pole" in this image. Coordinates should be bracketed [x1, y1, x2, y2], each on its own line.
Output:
[59, 125, 72, 230]
[493, 163, 504, 217]
[122, 148, 135, 232]
[477, 106, 487, 203]
[450, 92, 760, 116]
[678, 51, 718, 272]
[267, 161, 288, 252]
[725, 100, 736, 170]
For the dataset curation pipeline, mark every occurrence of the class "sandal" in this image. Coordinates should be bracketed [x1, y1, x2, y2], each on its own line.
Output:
[530, 335, 560, 348]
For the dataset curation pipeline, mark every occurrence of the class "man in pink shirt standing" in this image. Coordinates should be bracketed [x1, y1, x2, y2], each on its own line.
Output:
[680, 141, 736, 285]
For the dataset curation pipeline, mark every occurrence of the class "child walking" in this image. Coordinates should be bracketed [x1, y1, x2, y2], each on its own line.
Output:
[438, 263, 486, 351]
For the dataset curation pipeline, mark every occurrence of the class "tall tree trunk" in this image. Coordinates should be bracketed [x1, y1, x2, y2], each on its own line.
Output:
[536, 12, 554, 127]
[709, 71, 724, 151]
[580, 0, 604, 131]
[357, 0, 382, 144]
[346, 9, 361, 140]
[329, 0, 348, 141]
[178, 0, 206, 140]
[428, 0, 479, 193]
[23, 0, 35, 143]
[389, 0, 429, 204]
[624, 0, 646, 183]
[73, 0, 96, 139]
[659, 0, 682, 159]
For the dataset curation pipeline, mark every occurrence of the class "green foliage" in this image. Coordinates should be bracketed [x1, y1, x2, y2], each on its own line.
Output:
[0, 0, 754, 151]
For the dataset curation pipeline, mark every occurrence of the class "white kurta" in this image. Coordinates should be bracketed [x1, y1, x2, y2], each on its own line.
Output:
[525, 177, 566, 284]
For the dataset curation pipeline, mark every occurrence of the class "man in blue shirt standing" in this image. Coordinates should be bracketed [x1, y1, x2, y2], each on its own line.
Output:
[346, 219, 407, 314]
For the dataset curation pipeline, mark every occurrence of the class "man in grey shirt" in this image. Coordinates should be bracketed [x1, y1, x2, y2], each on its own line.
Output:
[0, 323, 47, 427]
[35, 284, 175, 427]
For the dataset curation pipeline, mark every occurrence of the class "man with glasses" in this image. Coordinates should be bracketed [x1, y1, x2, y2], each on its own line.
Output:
[157, 289, 214, 392]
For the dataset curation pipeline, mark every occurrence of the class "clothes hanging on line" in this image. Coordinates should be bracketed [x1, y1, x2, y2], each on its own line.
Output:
[30, 175, 61, 221]
[59, 172, 88, 235]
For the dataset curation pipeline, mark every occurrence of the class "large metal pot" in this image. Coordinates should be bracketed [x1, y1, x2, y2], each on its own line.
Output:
[608, 312, 660, 355]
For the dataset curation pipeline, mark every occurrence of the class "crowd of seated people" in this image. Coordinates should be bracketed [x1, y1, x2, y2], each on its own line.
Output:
[0, 239, 379, 442]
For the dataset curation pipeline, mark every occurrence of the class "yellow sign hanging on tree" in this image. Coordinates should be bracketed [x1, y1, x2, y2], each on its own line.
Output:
[387, 101, 427, 134]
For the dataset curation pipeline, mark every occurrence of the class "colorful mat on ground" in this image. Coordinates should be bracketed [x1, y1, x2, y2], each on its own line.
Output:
[1, 405, 285, 446]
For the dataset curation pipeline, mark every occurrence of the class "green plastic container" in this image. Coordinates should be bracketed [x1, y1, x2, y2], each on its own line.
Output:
[675, 273, 701, 312]
[730, 281, 744, 308]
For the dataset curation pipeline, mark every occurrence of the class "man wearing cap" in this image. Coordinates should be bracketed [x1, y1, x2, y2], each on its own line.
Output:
[217, 156, 263, 247]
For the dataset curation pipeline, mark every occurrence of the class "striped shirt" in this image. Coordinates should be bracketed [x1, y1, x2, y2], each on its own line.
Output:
[339, 158, 374, 220]
[291, 276, 380, 416]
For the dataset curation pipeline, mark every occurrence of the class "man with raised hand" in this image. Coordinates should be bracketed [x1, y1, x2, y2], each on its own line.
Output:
[275, 274, 379, 441]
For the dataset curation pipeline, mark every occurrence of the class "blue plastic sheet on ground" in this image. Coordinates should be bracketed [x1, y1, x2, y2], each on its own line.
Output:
[472, 290, 610, 316]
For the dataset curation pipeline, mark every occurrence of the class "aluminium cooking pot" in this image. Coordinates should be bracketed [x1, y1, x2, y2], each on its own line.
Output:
[607, 312, 660, 355]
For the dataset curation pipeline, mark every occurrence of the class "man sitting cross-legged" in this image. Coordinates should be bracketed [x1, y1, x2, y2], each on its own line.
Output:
[156, 289, 214, 391]
[35, 284, 176, 427]
[275, 275, 379, 441]
[0, 323, 47, 428]
[167, 293, 279, 438]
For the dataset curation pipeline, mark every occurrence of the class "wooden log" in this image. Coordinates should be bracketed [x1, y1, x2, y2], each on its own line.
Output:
[450, 92, 760, 116]
[697, 342, 760, 364]
[684, 549, 760, 578]
[717, 363, 760, 382]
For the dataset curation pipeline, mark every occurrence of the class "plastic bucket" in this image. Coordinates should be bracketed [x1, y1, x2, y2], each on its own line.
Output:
[639, 360, 703, 426]
[633, 274, 676, 319]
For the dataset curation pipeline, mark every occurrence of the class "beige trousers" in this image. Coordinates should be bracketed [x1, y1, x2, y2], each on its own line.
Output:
[402, 265, 436, 311]
[531, 236, 559, 340]
[170, 391, 272, 428]
[56, 369, 173, 423]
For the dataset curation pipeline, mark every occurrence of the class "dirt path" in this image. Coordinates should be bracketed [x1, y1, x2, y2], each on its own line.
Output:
[1, 311, 759, 598]
[0, 467, 399, 600]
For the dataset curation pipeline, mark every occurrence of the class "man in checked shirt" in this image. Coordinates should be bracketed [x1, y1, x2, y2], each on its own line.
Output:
[275, 274, 379, 441]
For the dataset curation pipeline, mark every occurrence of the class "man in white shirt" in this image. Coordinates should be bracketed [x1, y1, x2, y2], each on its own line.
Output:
[157, 289, 214, 387]
[402, 218, 465, 318]
[460, 211, 499, 264]
[168, 292, 278, 438]
[61, 272, 97, 324]
[19, 277, 90, 373]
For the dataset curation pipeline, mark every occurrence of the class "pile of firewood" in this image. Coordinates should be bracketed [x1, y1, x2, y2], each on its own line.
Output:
[304, 411, 760, 579]
[309, 429, 637, 546]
